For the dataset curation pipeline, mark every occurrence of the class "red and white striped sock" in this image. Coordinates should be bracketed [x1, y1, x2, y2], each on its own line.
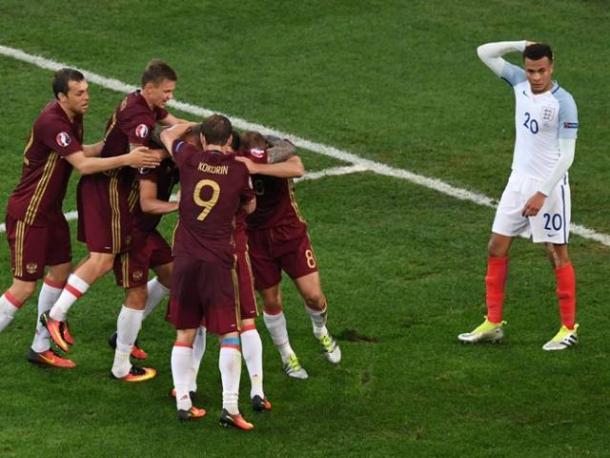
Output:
[31, 278, 64, 352]
[241, 324, 264, 398]
[219, 338, 242, 415]
[0, 291, 23, 332]
[171, 342, 194, 411]
[49, 274, 89, 321]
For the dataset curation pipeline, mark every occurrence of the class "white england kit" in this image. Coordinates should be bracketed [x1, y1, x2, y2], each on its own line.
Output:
[492, 60, 579, 243]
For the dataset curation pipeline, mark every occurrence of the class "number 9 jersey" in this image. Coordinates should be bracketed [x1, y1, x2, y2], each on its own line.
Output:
[170, 140, 254, 267]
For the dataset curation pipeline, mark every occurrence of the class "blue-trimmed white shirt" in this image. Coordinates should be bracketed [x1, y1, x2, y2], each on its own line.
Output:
[501, 63, 578, 181]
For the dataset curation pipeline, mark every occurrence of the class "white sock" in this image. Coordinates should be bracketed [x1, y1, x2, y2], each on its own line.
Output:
[49, 274, 89, 321]
[171, 344, 194, 411]
[31, 281, 63, 352]
[263, 311, 294, 361]
[305, 305, 329, 339]
[219, 342, 242, 415]
[191, 326, 206, 392]
[142, 277, 169, 320]
[241, 328, 264, 398]
[111, 306, 143, 378]
[0, 293, 21, 332]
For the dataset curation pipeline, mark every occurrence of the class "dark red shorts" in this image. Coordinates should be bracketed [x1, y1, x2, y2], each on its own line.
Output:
[113, 229, 173, 288]
[236, 249, 258, 319]
[77, 171, 135, 254]
[247, 228, 319, 290]
[5, 213, 71, 281]
[167, 255, 240, 334]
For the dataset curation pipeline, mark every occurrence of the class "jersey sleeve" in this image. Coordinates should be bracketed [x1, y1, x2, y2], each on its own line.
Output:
[245, 148, 269, 164]
[556, 90, 579, 139]
[122, 110, 155, 147]
[137, 165, 159, 183]
[38, 120, 82, 157]
[171, 139, 192, 167]
[500, 62, 527, 87]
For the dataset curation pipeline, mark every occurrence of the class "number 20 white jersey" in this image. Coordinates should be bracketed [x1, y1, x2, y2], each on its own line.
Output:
[501, 63, 578, 182]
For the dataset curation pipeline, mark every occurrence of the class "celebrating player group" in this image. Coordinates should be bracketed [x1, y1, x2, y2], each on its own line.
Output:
[0, 59, 341, 429]
[0, 38, 579, 429]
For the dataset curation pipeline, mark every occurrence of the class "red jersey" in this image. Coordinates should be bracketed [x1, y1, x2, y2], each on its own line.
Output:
[243, 149, 307, 235]
[133, 158, 179, 232]
[171, 140, 254, 265]
[7, 101, 83, 225]
[97, 90, 169, 194]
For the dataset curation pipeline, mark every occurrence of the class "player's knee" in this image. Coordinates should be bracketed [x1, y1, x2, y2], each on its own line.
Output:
[124, 287, 147, 310]
[302, 291, 325, 310]
[88, 254, 114, 276]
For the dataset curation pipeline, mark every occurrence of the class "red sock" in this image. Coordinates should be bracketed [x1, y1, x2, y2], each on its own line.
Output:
[555, 263, 576, 329]
[485, 257, 508, 323]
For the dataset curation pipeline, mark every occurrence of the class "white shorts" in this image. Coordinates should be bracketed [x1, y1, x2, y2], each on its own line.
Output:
[492, 172, 571, 244]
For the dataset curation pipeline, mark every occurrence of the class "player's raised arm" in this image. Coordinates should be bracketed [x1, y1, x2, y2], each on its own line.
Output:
[236, 155, 304, 178]
[159, 122, 198, 156]
[477, 40, 527, 84]
[65, 146, 161, 175]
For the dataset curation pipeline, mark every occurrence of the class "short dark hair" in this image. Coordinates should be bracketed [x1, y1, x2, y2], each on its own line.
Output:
[52, 68, 85, 99]
[201, 114, 232, 145]
[240, 131, 267, 151]
[141, 59, 177, 87]
[523, 43, 553, 62]
[230, 130, 241, 151]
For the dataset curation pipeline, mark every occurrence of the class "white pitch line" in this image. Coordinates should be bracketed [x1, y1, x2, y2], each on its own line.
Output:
[1, 44, 610, 247]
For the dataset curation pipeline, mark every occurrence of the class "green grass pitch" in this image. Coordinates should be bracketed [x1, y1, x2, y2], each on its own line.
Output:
[0, 1, 609, 456]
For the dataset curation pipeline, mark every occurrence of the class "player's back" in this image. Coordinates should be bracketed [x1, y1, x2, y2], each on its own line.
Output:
[173, 141, 253, 265]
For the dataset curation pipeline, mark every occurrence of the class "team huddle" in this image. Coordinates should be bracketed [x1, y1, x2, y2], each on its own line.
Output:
[0, 39, 579, 429]
[0, 60, 341, 429]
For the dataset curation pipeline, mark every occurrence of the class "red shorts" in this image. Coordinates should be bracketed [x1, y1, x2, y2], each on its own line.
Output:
[236, 249, 258, 319]
[77, 171, 136, 254]
[5, 213, 71, 281]
[247, 228, 319, 290]
[167, 255, 240, 334]
[113, 229, 173, 288]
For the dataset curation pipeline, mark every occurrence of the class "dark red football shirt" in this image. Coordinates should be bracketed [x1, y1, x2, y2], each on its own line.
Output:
[243, 149, 307, 236]
[171, 140, 254, 265]
[97, 90, 169, 189]
[7, 101, 83, 225]
[133, 158, 179, 232]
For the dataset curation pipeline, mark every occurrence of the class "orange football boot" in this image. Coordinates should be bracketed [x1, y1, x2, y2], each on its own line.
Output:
[27, 348, 76, 368]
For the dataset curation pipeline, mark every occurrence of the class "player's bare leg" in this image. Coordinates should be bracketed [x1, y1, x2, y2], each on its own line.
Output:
[294, 271, 341, 364]
[218, 332, 253, 431]
[543, 243, 578, 351]
[110, 285, 156, 381]
[42, 252, 114, 351]
[27, 262, 76, 368]
[261, 284, 308, 379]
[240, 317, 271, 411]
[458, 233, 512, 343]
[172, 328, 206, 421]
